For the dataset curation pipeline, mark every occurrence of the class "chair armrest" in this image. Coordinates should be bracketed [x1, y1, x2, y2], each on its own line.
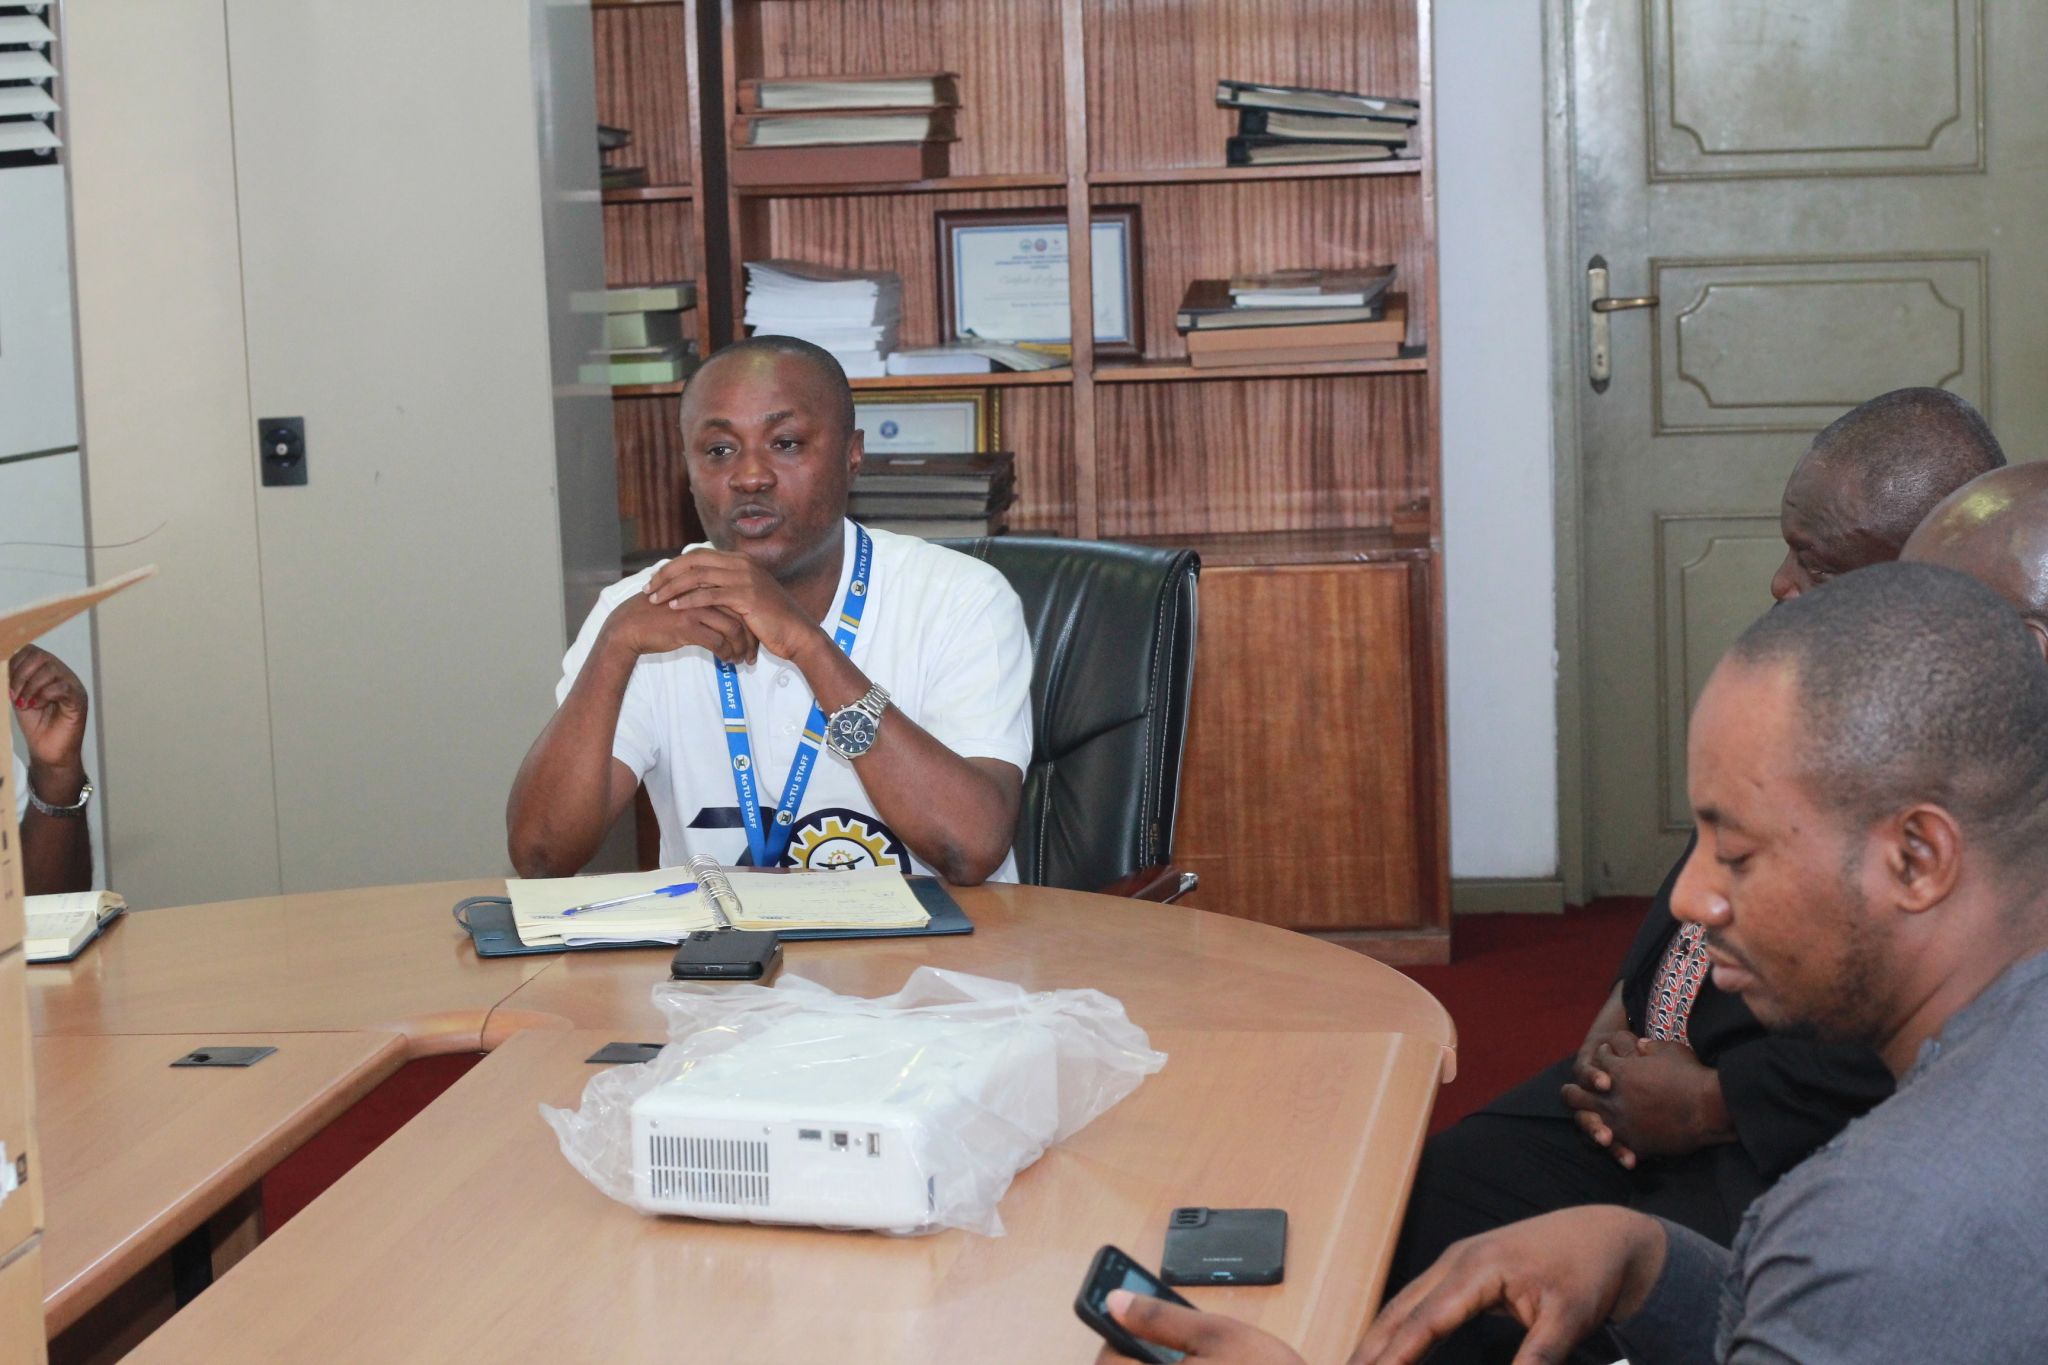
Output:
[1097, 864, 1200, 904]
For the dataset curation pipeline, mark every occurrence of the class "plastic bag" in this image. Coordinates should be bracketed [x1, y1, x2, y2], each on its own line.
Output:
[541, 966, 1166, 1236]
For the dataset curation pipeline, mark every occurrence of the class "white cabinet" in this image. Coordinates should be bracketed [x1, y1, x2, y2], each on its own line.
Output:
[64, 0, 618, 907]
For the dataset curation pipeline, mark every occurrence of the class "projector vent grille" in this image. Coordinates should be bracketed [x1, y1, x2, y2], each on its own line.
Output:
[646, 1134, 771, 1207]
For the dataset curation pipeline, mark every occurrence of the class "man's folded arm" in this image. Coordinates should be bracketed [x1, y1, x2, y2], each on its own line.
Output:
[857, 575, 1033, 884]
[507, 623, 653, 877]
[788, 622, 1022, 885]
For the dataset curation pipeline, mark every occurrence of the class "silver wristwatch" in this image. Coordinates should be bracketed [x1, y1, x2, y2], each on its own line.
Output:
[25, 777, 93, 818]
[824, 685, 891, 759]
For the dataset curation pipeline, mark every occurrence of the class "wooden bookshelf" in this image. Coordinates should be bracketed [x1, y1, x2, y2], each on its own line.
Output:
[585, 0, 1447, 959]
[591, 0, 729, 553]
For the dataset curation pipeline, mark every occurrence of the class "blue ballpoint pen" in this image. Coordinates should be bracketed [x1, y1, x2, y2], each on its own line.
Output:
[554, 881, 699, 918]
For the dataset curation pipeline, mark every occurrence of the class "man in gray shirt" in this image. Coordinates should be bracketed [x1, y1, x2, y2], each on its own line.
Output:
[1102, 561, 2048, 1364]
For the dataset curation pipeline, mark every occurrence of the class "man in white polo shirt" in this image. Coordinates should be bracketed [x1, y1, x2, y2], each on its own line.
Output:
[507, 336, 1033, 884]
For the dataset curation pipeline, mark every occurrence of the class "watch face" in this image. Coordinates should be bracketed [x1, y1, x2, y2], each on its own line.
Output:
[828, 708, 878, 756]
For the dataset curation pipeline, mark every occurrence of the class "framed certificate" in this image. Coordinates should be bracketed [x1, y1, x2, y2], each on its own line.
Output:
[852, 389, 1000, 454]
[935, 206, 1144, 358]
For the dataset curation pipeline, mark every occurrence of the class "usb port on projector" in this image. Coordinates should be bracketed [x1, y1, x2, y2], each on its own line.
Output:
[798, 1129, 821, 1141]
[866, 1132, 880, 1157]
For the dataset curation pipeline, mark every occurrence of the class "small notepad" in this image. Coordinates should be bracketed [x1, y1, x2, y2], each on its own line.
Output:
[25, 891, 127, 963]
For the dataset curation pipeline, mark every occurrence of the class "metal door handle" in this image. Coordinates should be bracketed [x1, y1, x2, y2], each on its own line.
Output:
[1587, 256, 1658, 392]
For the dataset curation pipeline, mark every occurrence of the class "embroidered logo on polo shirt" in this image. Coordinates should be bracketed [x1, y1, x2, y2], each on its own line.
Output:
[784, 808, 905, 871]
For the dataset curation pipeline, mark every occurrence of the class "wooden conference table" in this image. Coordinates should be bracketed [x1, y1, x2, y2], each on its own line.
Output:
[28, 879, 1456, 1364]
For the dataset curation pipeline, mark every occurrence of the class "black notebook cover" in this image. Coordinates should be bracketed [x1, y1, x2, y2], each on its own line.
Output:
[455, 875, 974, 958]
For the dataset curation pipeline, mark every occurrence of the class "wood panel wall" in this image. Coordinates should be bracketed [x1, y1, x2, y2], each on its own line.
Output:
[613, 398, 700, 553]
[594, 5, 698, 189]
[602, 201, 701, 288]
[1177, 561, 1424, 929]
[1000, 386, 1077, 535]
[1095, 373, 1430, 537]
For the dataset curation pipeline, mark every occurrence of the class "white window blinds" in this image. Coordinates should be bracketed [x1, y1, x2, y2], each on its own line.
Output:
[0, 5, 59, 162]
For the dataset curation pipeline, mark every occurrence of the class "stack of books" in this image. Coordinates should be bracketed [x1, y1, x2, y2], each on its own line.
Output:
[1175, 266, 1405, 368]
[730, 72, 960, 187]
[1214, 80, 1420, 166]
[848, 453, 1014, 540]
[574, 283, 698, 387]
[744, 260, 901, 379]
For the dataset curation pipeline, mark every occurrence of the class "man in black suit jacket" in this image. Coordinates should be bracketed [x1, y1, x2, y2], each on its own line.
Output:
[1384, 388, 2005, 1365]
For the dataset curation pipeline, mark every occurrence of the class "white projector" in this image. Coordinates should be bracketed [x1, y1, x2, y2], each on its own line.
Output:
[628, 1013, 1060, 1230]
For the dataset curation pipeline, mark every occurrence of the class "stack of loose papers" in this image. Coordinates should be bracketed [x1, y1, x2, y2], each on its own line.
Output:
[744, 260, 902, 379]
[507, 866, 930, 948]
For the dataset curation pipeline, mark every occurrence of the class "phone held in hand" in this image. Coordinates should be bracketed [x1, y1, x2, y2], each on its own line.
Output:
[1161, 1206, 1288, 1285]
[1074, 1244, 1195, 1364]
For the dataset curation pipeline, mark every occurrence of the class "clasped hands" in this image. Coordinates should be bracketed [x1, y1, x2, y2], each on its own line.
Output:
[1561, 1029, 1731, 1169]
[600, 550, 822, 666]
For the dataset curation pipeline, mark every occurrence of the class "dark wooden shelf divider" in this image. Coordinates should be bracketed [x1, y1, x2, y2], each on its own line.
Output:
[602, 184, 696, 203]
[736, 172, 1068, 199]
[1086, 159, 1424, 186]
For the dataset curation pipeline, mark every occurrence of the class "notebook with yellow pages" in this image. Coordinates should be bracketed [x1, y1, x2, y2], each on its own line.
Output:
[25, 891, 128, 964]
[454, 857, 972, 958]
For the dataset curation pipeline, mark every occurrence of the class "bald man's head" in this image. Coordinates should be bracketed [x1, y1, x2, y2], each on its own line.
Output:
[1902, 463, 2048, 658]
[684, 335, 857, 438]
[1773, 388, 2006, 601]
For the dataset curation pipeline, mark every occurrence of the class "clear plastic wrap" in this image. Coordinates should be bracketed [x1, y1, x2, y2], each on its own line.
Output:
[541, 966, 1167, 1236]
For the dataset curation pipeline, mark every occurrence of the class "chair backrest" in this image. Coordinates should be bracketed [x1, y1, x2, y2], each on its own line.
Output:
[939, 537, 1200, 892]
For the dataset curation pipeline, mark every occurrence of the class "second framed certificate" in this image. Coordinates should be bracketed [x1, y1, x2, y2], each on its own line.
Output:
[853, 389, 1000, 455]
[935, 206, 1144, 358]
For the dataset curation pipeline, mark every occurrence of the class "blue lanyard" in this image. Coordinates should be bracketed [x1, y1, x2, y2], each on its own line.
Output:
[716, 525, 874, 867]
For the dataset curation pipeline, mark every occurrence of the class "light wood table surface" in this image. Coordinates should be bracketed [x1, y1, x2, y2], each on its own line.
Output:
[27, 879, 547, 1052]
[35, 1031, 406, 1335]
[30, 880, 1455, 1361]
[495, 882, 1462, 1050]
[121, 1024, 1445, 1365]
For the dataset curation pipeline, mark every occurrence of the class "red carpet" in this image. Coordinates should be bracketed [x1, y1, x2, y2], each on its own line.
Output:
[263, 1052, 482, 1230]
[263, 900, 1650, 1227]
[1399, 898, 1649, 1132]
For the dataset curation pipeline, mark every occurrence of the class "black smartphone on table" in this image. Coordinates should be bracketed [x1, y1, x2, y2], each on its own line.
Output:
[668, 929, 782, 981]
[1075, 1244, 1196, 1364]
[1161, 1207, 1287, 1285]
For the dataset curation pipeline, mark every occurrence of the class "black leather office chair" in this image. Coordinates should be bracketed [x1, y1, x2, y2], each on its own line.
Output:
[939, 537, 1200, 902]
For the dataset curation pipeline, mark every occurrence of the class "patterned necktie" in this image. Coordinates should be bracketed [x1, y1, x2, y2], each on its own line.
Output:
[1645, 921, 1711, 1044]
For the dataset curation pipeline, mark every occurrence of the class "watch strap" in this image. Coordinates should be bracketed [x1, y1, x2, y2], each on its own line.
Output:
[850, 684, 890, 722]
[25, 777, 93, 818]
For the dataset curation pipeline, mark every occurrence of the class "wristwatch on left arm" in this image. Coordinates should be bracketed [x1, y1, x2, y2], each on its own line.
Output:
[25, 775, 93, 818]
[824, 685, 891, 759]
